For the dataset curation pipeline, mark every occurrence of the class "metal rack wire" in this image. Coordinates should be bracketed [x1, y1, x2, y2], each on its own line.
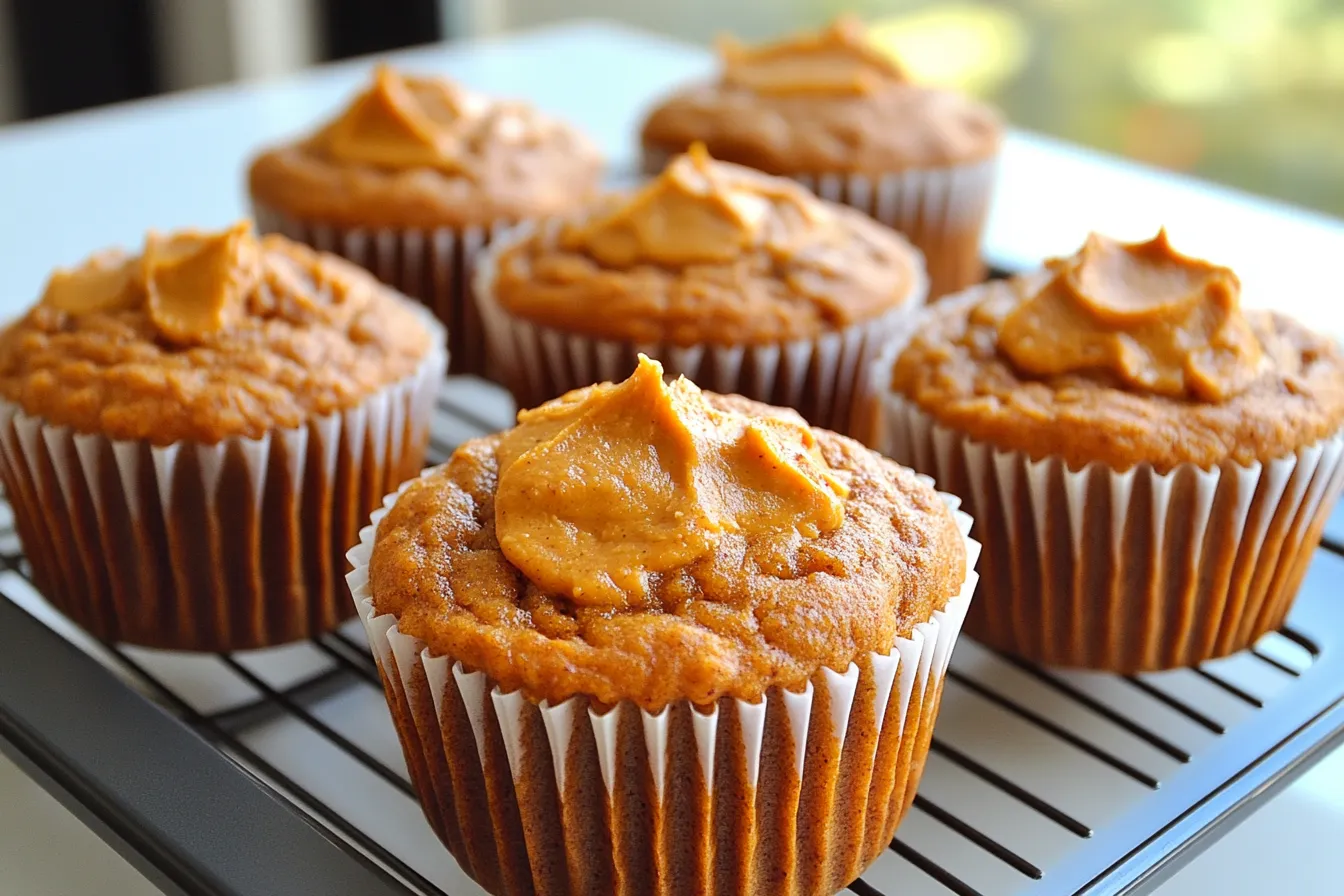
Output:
[2, 377, 1344, 896]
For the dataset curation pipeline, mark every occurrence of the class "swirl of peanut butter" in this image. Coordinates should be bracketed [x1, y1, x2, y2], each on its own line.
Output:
[307, 65, 502, 174]
[997, 230, 1267, 402]
[719, 15, 906, 96]
[493, 356, 850, 608]
[40, 221, 261, 346]
[563, 144, 828, 267]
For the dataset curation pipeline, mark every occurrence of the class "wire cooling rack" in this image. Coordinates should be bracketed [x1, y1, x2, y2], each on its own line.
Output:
[2, 375, 1344, 896]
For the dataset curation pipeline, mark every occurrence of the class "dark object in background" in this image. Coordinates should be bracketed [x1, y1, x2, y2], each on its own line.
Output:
[5, 0, 443, 122]
[320, 0, 442, 60]
[11, 0, 160, 119]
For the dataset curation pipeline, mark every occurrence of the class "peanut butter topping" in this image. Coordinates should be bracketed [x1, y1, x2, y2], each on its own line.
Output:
[40, 222, 266, 347]
[562, 145, 831, 268]
[494, 356, 848, 608]
[143, 223, 260, 345]
[998, 231, 1266, 402]
[5, 226, 435, 445]
[892, 276, 1344, 472]
[720, 15, 906, 96]
[40, 250, 139, 316]
[249, 68, 603, 231]
[371, 387, 967, 709]
[307, 65, 531, 175]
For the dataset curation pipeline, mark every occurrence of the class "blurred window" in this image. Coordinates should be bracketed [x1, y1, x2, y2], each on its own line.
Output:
[502, 0, 1344, 217]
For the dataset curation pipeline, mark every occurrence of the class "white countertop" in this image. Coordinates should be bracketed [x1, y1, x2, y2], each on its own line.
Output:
[1, 20, 1343, 895]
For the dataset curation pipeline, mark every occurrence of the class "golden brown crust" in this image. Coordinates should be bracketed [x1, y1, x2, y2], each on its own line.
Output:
[641, 81, 1001, 175]
[249, 141, 603, 230]
[485, 200, 924, 346]
[0, 234, 436, 445]
[891, 278, 1344, 472]
[246, 70, 602, 230]
[368, 393, 966, 710]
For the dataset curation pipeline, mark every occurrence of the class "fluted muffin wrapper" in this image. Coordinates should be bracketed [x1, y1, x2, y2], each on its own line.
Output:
[349, 471, 979, 896]
[871, 350, 1344, 670]
[253, 201, 509, 378]
[0, 340, 446, 651]
[472, 219, 926, 436]
[642, 148, 997, 300]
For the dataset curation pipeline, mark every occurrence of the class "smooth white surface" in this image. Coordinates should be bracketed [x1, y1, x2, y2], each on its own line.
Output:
[1, 19, 1343, 895]
[0, 752, 161, 896]
[1159, 744, 1344, 893]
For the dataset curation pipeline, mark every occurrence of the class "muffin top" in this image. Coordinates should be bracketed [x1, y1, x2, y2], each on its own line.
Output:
[370, 356, 967, 710]
[640, 16, 1002, 174]
[0, 222, 438, 445]
[891, 230, 1344, 471]
[485, 146, 925, 345]
[248, 65, 603, 229]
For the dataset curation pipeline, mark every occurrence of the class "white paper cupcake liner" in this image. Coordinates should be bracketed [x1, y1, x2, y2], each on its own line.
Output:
[253, 201, 510, 378]
[349, 472, 978, 896]
[872, 346, 1344, 670]
[0, 339, 446, 651]
[643, 148, 997, 300]
[473, 218, 926, 436]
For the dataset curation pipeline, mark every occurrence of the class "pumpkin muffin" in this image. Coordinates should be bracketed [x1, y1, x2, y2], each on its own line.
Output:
[869, 230, 1344, 670]
[248, 64, 602, 377]
[0, 222, 446, 650]
[640, 15, 1002, 299]
[350, 356, 978, 896]
[474, 144, 926, 435]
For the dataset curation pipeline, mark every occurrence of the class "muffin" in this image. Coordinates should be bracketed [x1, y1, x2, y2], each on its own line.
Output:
[0, 222, 446, 650]
[640, 15, 1002, 299]
[474, 144, 927, 435]
[248, 64, 603, 377]
[349, 356, 978, 896]
[868, 230, 1344, 670]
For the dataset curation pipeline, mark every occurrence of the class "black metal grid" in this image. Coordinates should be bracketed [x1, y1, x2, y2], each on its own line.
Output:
[3, 381, 1344, 896]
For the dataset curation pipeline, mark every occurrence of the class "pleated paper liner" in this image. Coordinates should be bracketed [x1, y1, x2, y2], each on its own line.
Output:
[872, 352, 1344, 671]
[253, 202, 510, 378]
[473, 218, 926, 437]
[642, 147, 996, 300]
[0, 342, 446, 652]
[350, 472, 979, 896]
